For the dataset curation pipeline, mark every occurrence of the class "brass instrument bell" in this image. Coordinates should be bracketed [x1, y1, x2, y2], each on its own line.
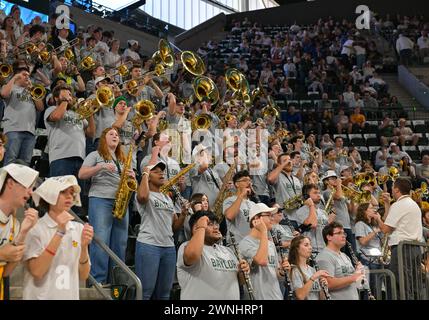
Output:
[193, 76, 219, 105]
[96, 86, 114, 107]
[29, 84, 46, 101]
[79, 55, 96, 71]
[0, 63, 12, 79]
[132, 99, 155, 128]
[181, 51, 205, 76]
[192, 114, 212, 131]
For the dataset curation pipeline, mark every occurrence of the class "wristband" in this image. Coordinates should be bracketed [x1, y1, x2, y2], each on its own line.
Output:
[142, 172, 149, 177]
[45, 248, 56, 256]
[195, 225, 206, 231]
[56, 230, 66, 237]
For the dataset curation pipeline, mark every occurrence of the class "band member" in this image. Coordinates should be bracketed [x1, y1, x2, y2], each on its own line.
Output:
[295, 183, 335, 254]
[316, 222, 361, 300]
[177, 210, 249, 300]
[45, 84, 95, 178]
[238, 203, 287, 300]
[267, 153, 302, 226]
[135, 161, 187, 299]
[375, 177, 423, 299]
[78, 127, 134, 284]
[22, 175, 94, 300]
[1, 64, 44, 165]
[322, 171, 355, 253]
[224, 170, 257, 244]
[0, 164, 39, 300]
[288, 236, 330, 300]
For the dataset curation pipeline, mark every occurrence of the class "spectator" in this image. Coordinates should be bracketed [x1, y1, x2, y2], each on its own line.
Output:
[333, 108, 349, 134]
[374, 146, 389, 170]
[285, 105, 303, 130]
[350, 65, 363, 85]
[396, 33, 414, 66]
[283, 57, 297, 78]
[123, 39, 141, 64]
[379, 116, 397, 146]
[343, 85, 355, 108]
[378, 156, 395, 176]
[348, 107, 366, 133]
[416, 154, 429, 185]
[398, 155, 416, 179]
[417, 30, 429, 63]
[389, 142, 412, 164]
[393, 118, 419, 146]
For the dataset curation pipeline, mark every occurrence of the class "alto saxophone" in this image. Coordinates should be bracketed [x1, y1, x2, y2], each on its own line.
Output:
[379, 234, 391, 265]
[159, 163, 196, 194]
[113, 144, 138, 219]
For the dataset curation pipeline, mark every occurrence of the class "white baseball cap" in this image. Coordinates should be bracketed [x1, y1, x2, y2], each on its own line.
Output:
[0, 164, 39, 191]
[322, 170, 338, 181]
[249, 203, 278, 221]
[128, 39, 138, 46]
[147, 161, 166, 171]
[95, 76, 112, 85]
[32, 175, 81, 207]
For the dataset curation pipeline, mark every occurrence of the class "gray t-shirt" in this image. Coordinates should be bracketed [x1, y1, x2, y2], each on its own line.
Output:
[271, 223, 294, 256]
[354, 221, 382, 259]
[44, 106, 88, 162]
[223, 195, 255, 244]
[190, 165, 222, 207]
[251, 174, 270, 197]
[82, 151, 122, 199]
[177, 242, 240, 300]
[323, 190, 351, 229]
[316, 247, 359, 300]
[2, 86, 37, 135]
[273, 172, 302, 212]
[295, 206, 328, 253]
[290, 266, 321, 300]
[136, 191, 175, 247]
[94, 106, 116, 139]
[238, 235, 283, 300]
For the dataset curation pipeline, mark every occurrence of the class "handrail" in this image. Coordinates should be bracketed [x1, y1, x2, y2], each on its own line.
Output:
[69, 210, 143, 300]
[397, 240, 429, 301]
[368, 268, 397, 300]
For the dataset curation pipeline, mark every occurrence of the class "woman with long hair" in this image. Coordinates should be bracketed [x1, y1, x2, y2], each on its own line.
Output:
[288, 235, 330, 300]
[78, 126, 135, 285]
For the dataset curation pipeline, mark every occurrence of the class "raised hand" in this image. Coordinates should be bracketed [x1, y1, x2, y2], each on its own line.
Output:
[81, 223, 94, 247]
[56, 211, 74, 232]
[20, 208, 39, 234]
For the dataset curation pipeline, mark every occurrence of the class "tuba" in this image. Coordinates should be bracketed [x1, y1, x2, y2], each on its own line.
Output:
[131, 99, 155, 128]
[181, 51, 205, 76]
[113, 144, 138, 219]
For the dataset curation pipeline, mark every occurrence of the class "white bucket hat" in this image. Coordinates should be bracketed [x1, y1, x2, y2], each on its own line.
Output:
[32, 175, 81, 207]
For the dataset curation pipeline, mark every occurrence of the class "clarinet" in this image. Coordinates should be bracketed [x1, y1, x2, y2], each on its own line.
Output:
[229, 232, 255, 300]
[169, 185, 194, 216]
[310, 254, 331, 300]
[270, 230, 294, 300]
[346, 241, 376, 300]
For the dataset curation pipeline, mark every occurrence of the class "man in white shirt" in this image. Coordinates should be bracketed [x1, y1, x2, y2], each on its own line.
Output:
[396, 34, 414, 66]
[375, 177, 423, 300]
[123, 40, 141, 64]
[417, 30, 429, 63]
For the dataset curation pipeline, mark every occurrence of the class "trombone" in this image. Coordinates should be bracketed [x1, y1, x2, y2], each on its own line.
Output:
[72, 86, 114, 119]
[108, 61, 133, 78]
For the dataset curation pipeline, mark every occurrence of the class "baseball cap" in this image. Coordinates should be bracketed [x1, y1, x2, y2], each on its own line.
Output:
[128, 39, 138, 46]
[147, 161, 166, 171]
[249, 203, 278, 221]
[390, 142, 397, 147]
[95, 76, 112, 85]
[340, 165, 351, 173]
[322, 170, 338, 181]
[32, 175, 81, 207]
[0, 164, 39, 191]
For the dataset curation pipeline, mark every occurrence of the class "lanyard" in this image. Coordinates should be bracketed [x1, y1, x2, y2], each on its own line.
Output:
[282, 171, 296, 194]
[207, 168, 220, 190]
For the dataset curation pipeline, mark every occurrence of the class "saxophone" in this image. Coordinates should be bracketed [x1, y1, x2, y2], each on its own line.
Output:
[113, 144, 138, 219]
[212, 162, 236, 222]
[379, 234, 391, 265]
[283, 194, 304, 210]
[159, 163, 196, 194]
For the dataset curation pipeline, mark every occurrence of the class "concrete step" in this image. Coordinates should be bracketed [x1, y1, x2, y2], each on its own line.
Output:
[9, 286, 111, 300]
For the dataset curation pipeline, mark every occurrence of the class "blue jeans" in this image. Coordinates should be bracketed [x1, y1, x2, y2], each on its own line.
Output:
[4, 131, 36, 166]
[135, 242, 176, 300]
[88, 197, 129, 284]
[49, 157, 83, 178]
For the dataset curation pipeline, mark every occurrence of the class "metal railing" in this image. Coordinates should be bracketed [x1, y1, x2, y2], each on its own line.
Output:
[70, 210, 143, 300]
[368, 268, 397, 300]
[397, 240, 429, 300]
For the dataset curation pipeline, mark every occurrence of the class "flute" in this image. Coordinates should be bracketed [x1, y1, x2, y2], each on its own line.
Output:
[229, 232, 255, 300]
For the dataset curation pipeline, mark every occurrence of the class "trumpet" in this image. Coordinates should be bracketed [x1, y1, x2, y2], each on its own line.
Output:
[261, 96, 280, 119]
[78, 54, 96, 71]
[108, 61, 133, 78]
[342, 185, 372, 203]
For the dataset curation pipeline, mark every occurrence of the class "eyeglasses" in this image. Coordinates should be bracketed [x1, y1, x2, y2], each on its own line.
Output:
[259, 214, 274, 218]
[236, 178, 252, 183]
[333, 231, 347, 236]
